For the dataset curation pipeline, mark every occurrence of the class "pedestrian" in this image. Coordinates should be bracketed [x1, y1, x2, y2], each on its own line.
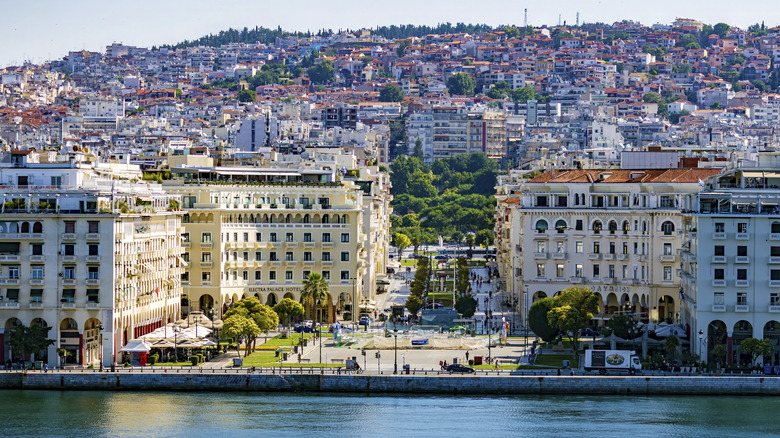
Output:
[465, 351, 470, 362]
[43, 363, 48, 373]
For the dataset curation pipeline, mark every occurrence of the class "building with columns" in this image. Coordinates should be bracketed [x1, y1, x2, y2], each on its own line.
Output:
[495, 167, 720, 333]
[0, 148, 183, 368]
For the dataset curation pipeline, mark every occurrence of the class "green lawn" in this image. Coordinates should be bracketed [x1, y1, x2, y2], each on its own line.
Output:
[261, 333, 314, 346]
[153, 362, 194, 366]
[532, 354, 579, 368]
[241, 351, 341, 368]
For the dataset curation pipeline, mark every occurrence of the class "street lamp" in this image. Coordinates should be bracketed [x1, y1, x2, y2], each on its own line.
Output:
[488, 289, 492, 364]
[98, 323, 103, 372]
[698, 329, 704, 360]
[393, 324, 398, 374]
[173, 326, 180, 363]
[318, 297, 323, 373]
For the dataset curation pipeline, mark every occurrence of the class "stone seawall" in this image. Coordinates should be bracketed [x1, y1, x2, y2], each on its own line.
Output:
[1, 372, 780, 395]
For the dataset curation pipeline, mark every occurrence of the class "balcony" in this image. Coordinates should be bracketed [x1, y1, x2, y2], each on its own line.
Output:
[770, 305, 780, 313]
[200, 241, 213, 248]
[0, 233, 43, 240]
[86, 279, 100, 286]
[712, 304, 726, 312]
[61, 302, 76, 309]
[29, 255, 44, 262]
[29, 279, 44, 286]
[602, 254, 615, 261]
[588, 253, 601, 260]
[711, 256, 726, 264]
[200, 262, 213, 268]
[62, 233, 76, 241]
[0, 278, 20, 285]
[61, 279, 76, 286]
[0, 254, 20, 262]
[534, 252, 548, 260]
[603, 277, 617, 284]
[552, 252, 567, 260]
[771, 234, 780, 241]
[736, 233, 750, 241]
[0, 302, 20, 309]
[569, 277, 584, 283]
[85, 303, 100, 309]
[735, 256, 749, 264]
[29, 302, 43, 309]
[86, 256, 100, 263]
[62, 255, 77, 263]
[616, 254, 628, 261]
[771, 257, 780, 264]
[735, 280, 749, 287]
[712, 279, 726, 287]
[86, 233, 100, 241]
[713, 232, 726, 240]
[303, 242, 316, 248]
[771, 280, 780, 288]
[660, 255, 676, 262]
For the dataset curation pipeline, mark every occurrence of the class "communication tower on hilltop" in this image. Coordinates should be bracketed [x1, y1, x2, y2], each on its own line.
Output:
[524, 8, 528, 27]
[576, 12, 580, 26]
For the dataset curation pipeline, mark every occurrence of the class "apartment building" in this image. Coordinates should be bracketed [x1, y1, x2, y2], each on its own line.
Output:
[681, 154, 780, 366]
[163, 162, 391, 324]
[0, 149, 183, 368]
[495, 168, 720, 330]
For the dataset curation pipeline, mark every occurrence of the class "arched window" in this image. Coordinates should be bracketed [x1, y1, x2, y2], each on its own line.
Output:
[773, 222, 780, 233]
[622, 221, 630, 234]
[555, 219, 567, 233]
[322, 215, 330, 224]
[535, 219, 548, 233]
[642, 221, 648, 234]
[593, 220, 603, 234]
[662, 221, 675, 235]
[285, 214, 292, 223]
[608, 220, 618, 234]
[33, 222, 43, 233]
[303, 214, 310, 224]
[21, 222, 30, 233]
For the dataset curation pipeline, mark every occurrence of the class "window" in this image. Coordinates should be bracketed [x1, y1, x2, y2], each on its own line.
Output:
[243, 233, 249, 242]
[255, 252, 262, 261]
[341, 271, 350, 281]
[535, 219, 548, 233]
[536, 241, 546, 253]
[269, 252, 278, 261]
[593, 242, 600, 254]
[341, 233, 350, 243]
[201, 252, 212, 262]
[660, 196, 673, 208]
[714, 292, 724, 305]
[7, 266, 19, 279]
[304, 233, 312, 243]
[63, 267, 75, 279]
[304, 252, 313, 261]
[556, 264, 564, 278]
[322, 233, 331, 243]
[714, 245, 725, 256]
[772, 293, 780, 306]
[575, 264, 583, 277]
[608, 221, 617, 234]
[88, 221, 99, 233]
[64, 221, 75, 233]
[663, 266, 672, 281]
[593, 221, 602, 234]
[737, 269, 747, 280]
[256, 233, 262, 242]
[622, 265, 628, 279]
[714, 269, 725, 280]
[662, 221, 675, 235]
[255, 271, 262, 281]
[30, 289, 42, 303]
[593, 264, 600, 278]
[64, 244, 74, 256]
[285, 252, 294, 261]
[575, 241, 583, 253]
[773, 247, 780, 257]
[555, 219, 567, 233]
[536, 195, 548, 207]
[575, 220, 583, 231]
[738, 222, 748, 233]
[303, 271, 311, 280]
[322, 271, 330, 280]
[737, 292, 747, 306]
[285, 271, 293, 281]
[737, 246, 747, 257]
[243, 252, 249, 262]
[182, 233, 190, 243]
[270, 233, 278, 242]
[322, 252, 332, 262]
[341, 252, 350, 262]
[233, 233, 238, 242]
[622, 243, 628, 254]
[773, 222, 780, 233]
[286, 233, 294, 242]
[609, 242, 615, 254]
[242, 271, 248, 281]
[715, 222, 725, 233]
[31, 266, 44, 279]
[32, 244, 42, 256]
[663, 243, 672, 255]
[201, 232, 212, 243]
[61, 289, 75, 303]
[608, 265, 615, 279]
[182, 253, 190, 263]
[556, 241, 565, 253]
[269, 271, 277, 281]
[89, 244, 99, 256]
[202, 272, 211, 282]
[536, 263, 545, 277]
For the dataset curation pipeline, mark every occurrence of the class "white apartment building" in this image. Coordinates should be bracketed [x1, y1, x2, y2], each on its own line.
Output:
[163, 161, 391, 324]
[495, 168, 721, 330]
[681, 153, 780, 366]
[0, 149, 183, 368]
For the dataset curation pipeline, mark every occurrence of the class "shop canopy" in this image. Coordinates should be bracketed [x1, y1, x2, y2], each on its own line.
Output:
[121, 339, 152, 353]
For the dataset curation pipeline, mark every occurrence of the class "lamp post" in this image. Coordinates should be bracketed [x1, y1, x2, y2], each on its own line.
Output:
[98, 323, 103, 372]
[698, 329, 704, 360]
[523, 285, 529, 352]
[393, 325, 398, 374]
[318, 298, 323, 373]
[173, 325, 180, 363]
[488, 289, 492, 364]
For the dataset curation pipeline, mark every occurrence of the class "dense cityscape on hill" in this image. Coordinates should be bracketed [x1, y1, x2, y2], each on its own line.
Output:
[3, 15, 780, 375]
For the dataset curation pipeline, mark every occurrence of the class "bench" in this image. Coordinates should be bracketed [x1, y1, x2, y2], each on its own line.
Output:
[298, 358, 311, 363]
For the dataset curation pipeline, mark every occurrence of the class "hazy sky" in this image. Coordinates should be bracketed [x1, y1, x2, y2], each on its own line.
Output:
[1, 0, 778, 66]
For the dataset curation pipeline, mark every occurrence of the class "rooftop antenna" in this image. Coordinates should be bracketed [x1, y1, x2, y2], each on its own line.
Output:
[524, 8, 528, 28]
[576, 12, 580, 26]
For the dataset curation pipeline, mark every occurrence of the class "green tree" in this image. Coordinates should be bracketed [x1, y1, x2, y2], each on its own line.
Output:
[547, 287, 599, 352]
[740, 338, 773, 366]
[393, 232, 411, 259]
[301, 272, 330, 323]
[475, 229, 494, 247]
[607, 313, 637, 339]
[446, 72, 475, 96]
[413, 138, 424, 160]
[379, 83, 405, 102]
[236, 89, 256, 102]
[455, 257, 471, 295]
[405, 294, 422, 315]
[253, 304, 279, 342]
[308, 60, 335, 84]
[528, 297, 559, 343]
[222, 314, 260, 358]
[409, 257, 430, 297]
[396, 40, 411, 57]
[455, 295, 477, 318]
[273, 298, 305, 329]
[710, 101, 721, 110]
[643, 92, 668, 117]
[712, 344, 727, 366]
[7, 323, 54, 361]
[511, 85, 535, 103]
[713, 22, 731, 39]
[664, 335, 680, 359]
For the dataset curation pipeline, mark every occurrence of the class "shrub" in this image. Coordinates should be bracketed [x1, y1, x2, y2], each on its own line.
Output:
[468, 359, 474, 366]
[123, 362, 130, 368]
[190, 356, 200, 366]
[148, 354, 158, 365]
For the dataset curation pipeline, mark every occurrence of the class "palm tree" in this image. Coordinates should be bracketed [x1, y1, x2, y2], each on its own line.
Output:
[301, 272, 329, 367]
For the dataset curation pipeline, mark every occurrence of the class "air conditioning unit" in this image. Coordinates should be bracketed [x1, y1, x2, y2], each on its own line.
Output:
[58, 273, 63, 277]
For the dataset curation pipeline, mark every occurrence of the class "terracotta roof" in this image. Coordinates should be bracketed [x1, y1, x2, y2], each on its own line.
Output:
[527, 168, 722, 184]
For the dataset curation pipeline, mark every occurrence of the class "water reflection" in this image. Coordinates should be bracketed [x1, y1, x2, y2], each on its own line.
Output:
[1, 391, 778, 437]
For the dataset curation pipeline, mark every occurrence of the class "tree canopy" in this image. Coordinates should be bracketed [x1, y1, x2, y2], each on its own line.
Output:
[447, 72, 475, 96]
[222, 314, 261, 358]
[379, 83, 405, 102]
[301, 272, 330, 320]
[273, 298, 305, 327]
[546, 287, 599, 353]
[308, 60, 335, 84]
[7, 323, 54, 359]
[528, 297, 559, 342]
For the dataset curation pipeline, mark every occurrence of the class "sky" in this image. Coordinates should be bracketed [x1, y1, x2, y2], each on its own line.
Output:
[0, 0, 779, 67]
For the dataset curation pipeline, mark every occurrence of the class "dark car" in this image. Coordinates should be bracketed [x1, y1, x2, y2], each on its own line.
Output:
[294, 325, 319, 334]
[434, 255, 450, 260]
[424, 303, 444, 310]
[581, 328, 600, 337]
[444, 364, 475, 374]
[359, 317, 371, 326]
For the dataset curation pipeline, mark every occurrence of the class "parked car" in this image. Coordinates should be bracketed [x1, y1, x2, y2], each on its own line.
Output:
[443, 364, 475, 374]
[434, 255, 450, 260]
[294, 325, 319, 334]
[581, 328, 600, 337]
[359, 317, 371, 326]
[424, 303, 444, 310]
[303, 320, 314, 327]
